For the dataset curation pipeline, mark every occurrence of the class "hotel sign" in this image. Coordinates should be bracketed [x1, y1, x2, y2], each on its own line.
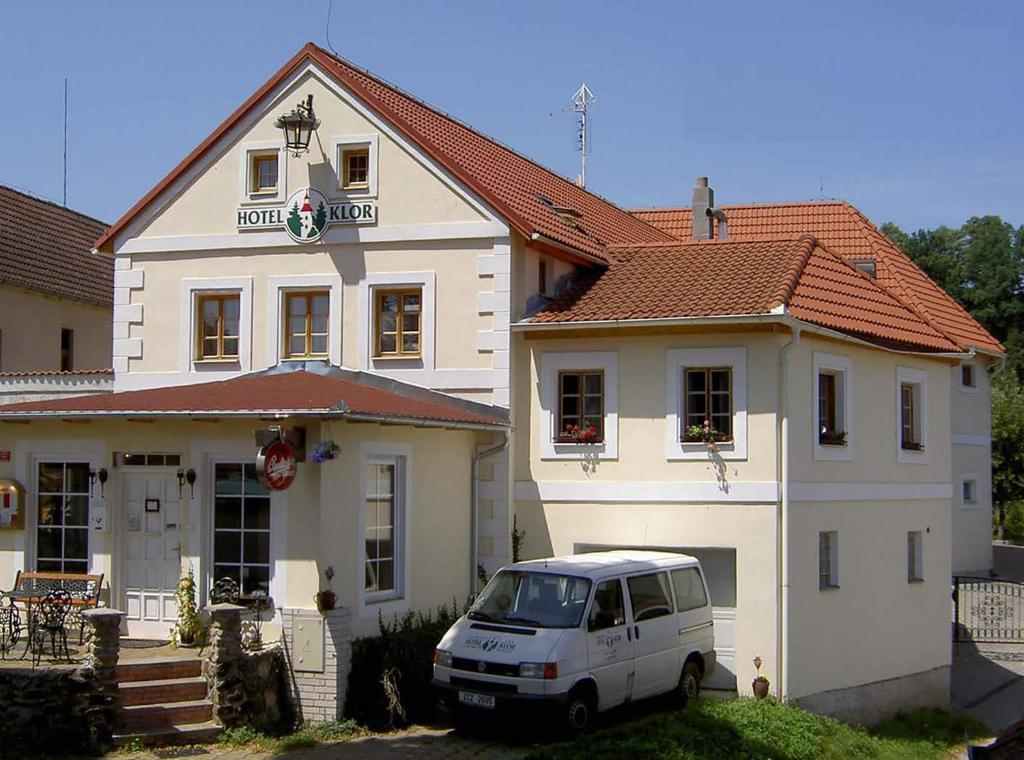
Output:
[237, 187, 376, 243]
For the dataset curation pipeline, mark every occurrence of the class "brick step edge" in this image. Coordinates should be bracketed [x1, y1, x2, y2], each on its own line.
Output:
[116, 658, 203, 682]
[118, 676, 209, 706]
[113, 721, 221, 747]
[121, 699, 214, 731]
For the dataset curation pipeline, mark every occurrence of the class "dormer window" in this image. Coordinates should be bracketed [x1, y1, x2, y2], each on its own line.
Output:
[343, 148, 369, 189]
[250, 154, 278, 194]
[852, 259, 877, 278]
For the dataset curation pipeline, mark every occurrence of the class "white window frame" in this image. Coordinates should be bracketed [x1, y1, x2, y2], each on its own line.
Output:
[960, 474, 980, 510]
[331, 134, 379, 198]
[895, 366, 929, 464]
[958, 361, 979, 394]
[179, 277, 253, 374]
[266, 274, 343, 366]
[665, 347, 747, 461]
[819, 530, 838, 590]
[813, 352, 853, 462]
[238, 140, 288, 205]
[907, 531, 924, 582]
[356, 443, 412, 616]
[357, 272, 436, 372]
[541, 351, 618, 460]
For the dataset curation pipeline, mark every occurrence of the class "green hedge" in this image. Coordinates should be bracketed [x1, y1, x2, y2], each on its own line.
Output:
[344, 600, 462, 729]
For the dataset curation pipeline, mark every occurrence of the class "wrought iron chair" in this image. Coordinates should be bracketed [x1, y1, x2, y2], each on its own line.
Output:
[32, 590, 73, 666]
[0, 598, 21, 659]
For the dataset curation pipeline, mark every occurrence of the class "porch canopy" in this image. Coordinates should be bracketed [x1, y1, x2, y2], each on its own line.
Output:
[0, 363, 508, 429]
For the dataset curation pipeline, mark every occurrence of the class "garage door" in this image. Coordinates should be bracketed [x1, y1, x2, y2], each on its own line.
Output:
[576, 544, 738, 692]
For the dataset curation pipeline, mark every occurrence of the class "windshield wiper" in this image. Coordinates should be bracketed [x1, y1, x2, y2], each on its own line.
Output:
[467, 610, 494, 622]
[502, 615, 543, 627]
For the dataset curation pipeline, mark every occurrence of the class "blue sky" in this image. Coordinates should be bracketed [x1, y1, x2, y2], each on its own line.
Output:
[1, 1, 1021, 231]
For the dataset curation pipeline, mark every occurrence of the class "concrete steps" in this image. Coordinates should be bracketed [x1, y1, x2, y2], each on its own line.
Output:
[113, 656, 218, 746]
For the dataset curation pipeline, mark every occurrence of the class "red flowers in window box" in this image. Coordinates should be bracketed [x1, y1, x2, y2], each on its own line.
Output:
[818, 429, 848, 446]
[556, 422, 601, 444]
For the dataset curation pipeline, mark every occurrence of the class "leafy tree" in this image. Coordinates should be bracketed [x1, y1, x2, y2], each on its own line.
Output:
[992, 369, 1024, 536]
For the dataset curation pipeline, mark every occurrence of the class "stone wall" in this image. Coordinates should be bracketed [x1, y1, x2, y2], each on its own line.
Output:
[204, 604, 295, 734]
[0, 608, 123, 757]
[279, 606, 352, 723]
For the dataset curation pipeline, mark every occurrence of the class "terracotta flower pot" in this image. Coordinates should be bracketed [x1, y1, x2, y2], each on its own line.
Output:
[752, 678, 770, 699]
[315, 590, 336, 612]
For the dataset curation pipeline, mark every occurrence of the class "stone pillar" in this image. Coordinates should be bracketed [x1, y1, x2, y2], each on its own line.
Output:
[204, 603, 245, 727]
[80, 607, 125, 739]
[280, 607, 352, 723]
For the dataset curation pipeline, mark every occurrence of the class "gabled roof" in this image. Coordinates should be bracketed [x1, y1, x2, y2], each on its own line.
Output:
[0, 365, 508, 428]
[631, 201, 1003, 354]
[95, 43, 672, 262]
[526, 236, 961, 353]
[0, 185, 112, 308]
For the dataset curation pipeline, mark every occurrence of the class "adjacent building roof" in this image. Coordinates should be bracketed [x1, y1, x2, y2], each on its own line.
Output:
[94, 43, 672, 261]
[631, 201, 1003, 354]
[0, 365, 508, 428]
[0, 185, 112, 308]
[527, 236, 960, 353]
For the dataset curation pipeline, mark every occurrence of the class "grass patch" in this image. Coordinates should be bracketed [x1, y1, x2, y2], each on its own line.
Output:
[527, 700, 989, 760]
[217, 719, 364, 753]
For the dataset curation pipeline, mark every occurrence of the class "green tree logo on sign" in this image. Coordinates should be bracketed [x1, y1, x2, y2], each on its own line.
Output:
[283, 188, 331, 243]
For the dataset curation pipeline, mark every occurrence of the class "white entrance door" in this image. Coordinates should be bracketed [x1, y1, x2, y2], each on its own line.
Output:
[123, 472, 182, 639]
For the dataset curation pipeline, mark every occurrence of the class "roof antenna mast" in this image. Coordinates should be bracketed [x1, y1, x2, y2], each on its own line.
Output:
[552, 83, 596, 188]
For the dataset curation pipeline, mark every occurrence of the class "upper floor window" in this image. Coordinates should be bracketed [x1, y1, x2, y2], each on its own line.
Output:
[284, 291, 329, 359]
[60, 328, 74, 372]
[557, 370, 604, 443]
[683, 367, 732, 442]
[907, 531, 923, 582]
[375, 289, 421, 357]
[250, 153, 278, 194]
[819, 531, 838, 590]
[900, 382, 922, 450]
[197, 294, 240, 360]
[817, 371, 849, 446]
[342, 147, 370, 189]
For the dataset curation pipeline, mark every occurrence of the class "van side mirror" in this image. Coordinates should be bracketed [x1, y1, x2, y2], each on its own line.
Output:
[588, 610, 616, 631]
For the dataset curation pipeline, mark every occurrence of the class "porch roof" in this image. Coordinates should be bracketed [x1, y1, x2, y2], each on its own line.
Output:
[0, 365, 508, 430]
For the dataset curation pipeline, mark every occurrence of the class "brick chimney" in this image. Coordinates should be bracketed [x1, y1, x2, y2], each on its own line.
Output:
[692, 177, 714, 240]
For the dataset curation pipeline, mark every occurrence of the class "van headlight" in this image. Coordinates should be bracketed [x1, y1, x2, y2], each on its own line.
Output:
[433, 648, 453, 668]
[518, 662, 558, 679]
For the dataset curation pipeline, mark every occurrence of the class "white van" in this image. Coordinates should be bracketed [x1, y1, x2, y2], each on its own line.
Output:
[432, 550, 715, 734]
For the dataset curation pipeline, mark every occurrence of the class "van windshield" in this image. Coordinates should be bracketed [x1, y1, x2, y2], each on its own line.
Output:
[468, 570, 591, 629]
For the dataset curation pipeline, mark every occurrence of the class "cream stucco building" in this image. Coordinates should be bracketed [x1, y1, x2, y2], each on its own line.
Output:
[0, 43, 1003, 724]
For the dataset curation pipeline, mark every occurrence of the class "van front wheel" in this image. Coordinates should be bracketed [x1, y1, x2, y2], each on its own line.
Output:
[680, 660, 701, 706]
[562, 687, 596, 737]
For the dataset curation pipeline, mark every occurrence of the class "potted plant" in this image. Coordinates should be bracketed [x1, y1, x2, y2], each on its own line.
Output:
[311, 439, 340, 462]
[556, 421, 601, 444]
[819, 428, 848, 446]
[752, 655, 770, 699]
[314, 566, 336, 612]
[174, 567, 200, 647]
[684, 419, 726, 452]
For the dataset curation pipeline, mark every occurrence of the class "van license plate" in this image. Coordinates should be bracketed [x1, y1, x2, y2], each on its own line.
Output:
[458, 691, 496, 709]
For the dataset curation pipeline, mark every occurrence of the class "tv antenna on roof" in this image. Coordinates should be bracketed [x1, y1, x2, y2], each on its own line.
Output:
[551, 83, 596, 188]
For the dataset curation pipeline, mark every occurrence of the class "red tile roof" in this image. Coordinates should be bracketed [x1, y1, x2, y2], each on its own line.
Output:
[95, 44, 672, 262]
[631, 201, 1003, 354]
[0, 368, 507, 427]
[1, 185, 112, 308]
[528, 236, 960, 353]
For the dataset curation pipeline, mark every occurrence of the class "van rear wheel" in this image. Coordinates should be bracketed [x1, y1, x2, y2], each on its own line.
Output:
[680, 660, 701, 706]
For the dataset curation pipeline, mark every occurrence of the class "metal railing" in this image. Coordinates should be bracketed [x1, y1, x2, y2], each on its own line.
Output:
[953, 575, 1024, 643]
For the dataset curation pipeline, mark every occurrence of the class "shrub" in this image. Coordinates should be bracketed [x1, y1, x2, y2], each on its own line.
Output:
[345, 599, 463, 729]
[1003, 500, 1024, 542]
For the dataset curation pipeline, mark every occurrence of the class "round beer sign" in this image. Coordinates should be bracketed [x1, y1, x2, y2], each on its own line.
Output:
[257, 440, 297, 491]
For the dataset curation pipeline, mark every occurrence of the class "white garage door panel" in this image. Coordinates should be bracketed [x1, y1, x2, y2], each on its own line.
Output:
[706, 607, 737, 690]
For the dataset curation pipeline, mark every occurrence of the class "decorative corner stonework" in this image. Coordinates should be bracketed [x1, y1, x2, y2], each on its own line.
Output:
[279, 607, 352, 724]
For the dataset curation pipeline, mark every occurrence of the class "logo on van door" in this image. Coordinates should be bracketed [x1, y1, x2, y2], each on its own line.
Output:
[465, 636, 516, 653]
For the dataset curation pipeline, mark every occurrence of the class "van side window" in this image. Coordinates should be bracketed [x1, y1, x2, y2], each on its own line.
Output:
[671, 567, 708, 612]
[588, 579, 626, 631]
[627, 572, 674, 622]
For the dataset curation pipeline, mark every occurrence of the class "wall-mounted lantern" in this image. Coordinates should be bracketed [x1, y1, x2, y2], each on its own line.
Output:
[89, 468, 109, 498]
[177, 468, 198, 500]
[275, 94, 320, 156]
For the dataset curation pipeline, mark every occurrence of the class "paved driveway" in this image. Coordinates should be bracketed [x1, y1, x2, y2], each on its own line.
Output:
[951, 640, 1024, 735]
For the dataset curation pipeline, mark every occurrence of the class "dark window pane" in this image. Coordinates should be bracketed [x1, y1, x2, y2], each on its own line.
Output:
[65, 495, 88, 527]
[215, 464, 243, 495]
[65, 463, 90, 493]
[401, 333, 419, 353]
[561, 396, 579, 417]
[560, 373, 579, 395]
[37, 559, 63, 572]
[376, 560, 394, 592]
[37, 528, 62, 560]
[584, 395, 602, 417]
[165, 454, 181, 466]
[686, 370, 706, 393]
[627, 572, 674, 622]
[214, 532, 241, 564]
[241, 566, 270, 596]
[222, 337, 239, 356]
[64, 528, 88, 560]
[63, 560, 88, 574]
[214, 564, 240, 587]
[243, 533, 270, 565]
[711, 394, 730, 415]
[215, 498, 242, 529]
[711, 370, 730, 393]
[38, 463, 63, 493]
[39, 496, 63, 526]
[584, 373, 602, 395]
[379, 334, 397, 353]
[244, 464, 269, 496]
[245, 498, 271, 530]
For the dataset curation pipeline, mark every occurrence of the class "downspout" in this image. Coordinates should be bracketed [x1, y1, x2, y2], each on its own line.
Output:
[471, 431, 509, 595]
[776, 326, 800, 701]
